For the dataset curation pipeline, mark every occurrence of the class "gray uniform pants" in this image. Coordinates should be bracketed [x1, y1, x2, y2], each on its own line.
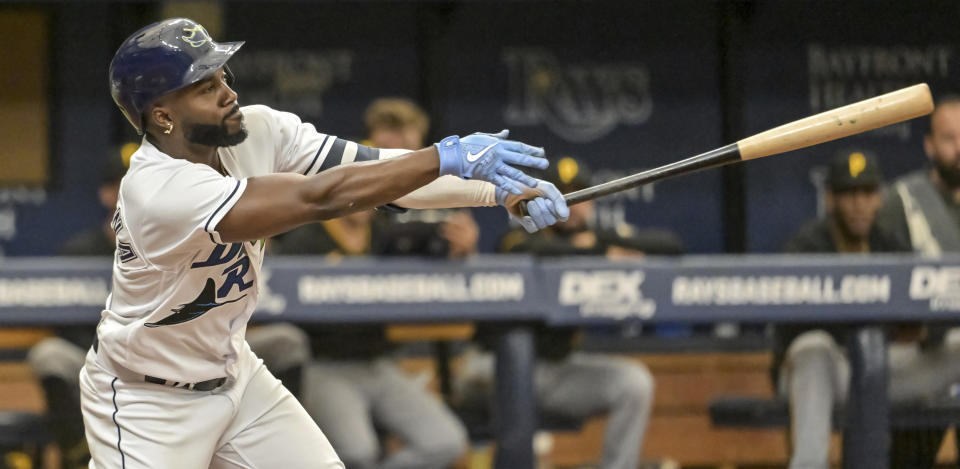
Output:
[27, 337, 90, 465]
[780, 330, 960, 469]
[246, 324, 467, 469]
[457, 349, 654, 469]
[303, 360, 467, 469]
[27, 336, 86, 385]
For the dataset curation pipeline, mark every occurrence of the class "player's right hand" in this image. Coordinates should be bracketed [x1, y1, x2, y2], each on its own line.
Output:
[497, 180, 570, 233]
[435, 129, 548, 195]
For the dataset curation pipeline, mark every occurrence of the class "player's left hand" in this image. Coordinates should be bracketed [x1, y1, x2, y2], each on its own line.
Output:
[435, 129, 548, 195]
[497, 180, 570, 233]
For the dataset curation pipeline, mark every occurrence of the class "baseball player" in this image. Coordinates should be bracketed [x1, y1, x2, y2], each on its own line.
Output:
[79, 18, 569, 469]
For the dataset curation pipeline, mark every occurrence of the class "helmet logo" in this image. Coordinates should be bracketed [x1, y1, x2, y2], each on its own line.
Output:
[181, 25, 211, 48]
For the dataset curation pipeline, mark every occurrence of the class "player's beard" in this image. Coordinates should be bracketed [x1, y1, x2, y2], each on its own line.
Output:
[933, 157, 960, 189]
[185, 119, 248, 147]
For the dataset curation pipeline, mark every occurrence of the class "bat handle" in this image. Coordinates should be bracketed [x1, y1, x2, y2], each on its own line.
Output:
[518, 200, 531, 217]
[517, 191, 582, 217]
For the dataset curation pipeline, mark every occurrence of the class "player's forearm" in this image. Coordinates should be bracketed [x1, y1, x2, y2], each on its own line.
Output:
[303, 146, 440, 219]
[219, 147, 441, 243]
[393, 176, 496, 208]
[377, 148, 496, 208]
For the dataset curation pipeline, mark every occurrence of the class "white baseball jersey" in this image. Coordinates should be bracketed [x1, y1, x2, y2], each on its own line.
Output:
[97, 105, 395, 383]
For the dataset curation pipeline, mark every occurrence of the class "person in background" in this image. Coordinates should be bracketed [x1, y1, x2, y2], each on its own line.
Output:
[457, 157, 679, 469]
[877, 95, 960, 254]
[58, 157, 126, 256]
[26, 154, 127, 469]
[874, 97, 960, 465]
[362, 98, 430, 151]
[776, 149, 960, 469]
[361, 98, 480, 257]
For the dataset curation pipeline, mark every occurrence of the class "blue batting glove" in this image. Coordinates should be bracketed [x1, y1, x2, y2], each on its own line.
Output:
[496, 180, 570, 233]
[436, 129, 548, 195]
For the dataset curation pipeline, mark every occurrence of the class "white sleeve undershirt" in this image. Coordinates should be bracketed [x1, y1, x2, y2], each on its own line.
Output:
[377, 148, 497, 209]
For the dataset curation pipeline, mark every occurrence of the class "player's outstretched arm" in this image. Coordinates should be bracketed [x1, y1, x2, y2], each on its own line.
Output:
[218, 129, 556, 242]
[217, 147, 440, 242]
[387, 129, 562, 213]
[386, 129, 569, 231]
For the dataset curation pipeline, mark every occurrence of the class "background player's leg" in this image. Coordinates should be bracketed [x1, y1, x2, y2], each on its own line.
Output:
[779, 331, 848, 469]
[212, 363, 343, 469]
[298, 361, 381, 469]
[368, 359, 468, 469]
[27, 337, 89, 468]
[535, 353, 654, 469]
[887, 341, 960, 401]
[245, 324, 310, 398]
[885, 342, 960, 468]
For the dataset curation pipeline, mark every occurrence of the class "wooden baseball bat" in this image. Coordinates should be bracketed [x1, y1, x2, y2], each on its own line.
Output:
[522, 83, 933, 214]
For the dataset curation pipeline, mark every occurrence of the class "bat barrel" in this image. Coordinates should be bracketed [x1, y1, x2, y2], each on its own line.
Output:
[520, 83, 933, 215]
[736, 83, 933, 160]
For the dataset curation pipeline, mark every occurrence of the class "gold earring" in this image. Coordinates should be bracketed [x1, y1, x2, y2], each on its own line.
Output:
[164, 123, 173, 135]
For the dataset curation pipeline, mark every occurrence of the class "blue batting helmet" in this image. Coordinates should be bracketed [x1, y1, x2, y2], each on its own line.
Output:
[109, 18, 244, 135]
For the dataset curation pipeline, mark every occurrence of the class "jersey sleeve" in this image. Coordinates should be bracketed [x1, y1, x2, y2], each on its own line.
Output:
[247, 105, 382, 174]
[125, 163, 247, 267]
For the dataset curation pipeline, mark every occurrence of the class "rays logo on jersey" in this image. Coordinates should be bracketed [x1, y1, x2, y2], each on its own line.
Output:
[145, 278, 246, 327]
[144, 242, 254, 327]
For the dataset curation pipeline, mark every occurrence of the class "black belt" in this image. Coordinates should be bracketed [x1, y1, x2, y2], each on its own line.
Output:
[92, 337, 226, 392]
[143, 375, 226, 391]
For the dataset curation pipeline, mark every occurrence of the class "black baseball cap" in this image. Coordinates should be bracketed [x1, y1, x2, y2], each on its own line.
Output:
[826, 149, 883, 191]
[543, 156, 592, 193]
